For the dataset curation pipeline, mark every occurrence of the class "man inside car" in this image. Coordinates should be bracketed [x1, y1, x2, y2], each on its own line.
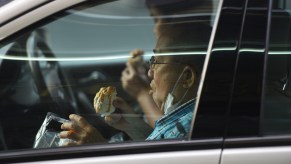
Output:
[59, 20, 211, 145]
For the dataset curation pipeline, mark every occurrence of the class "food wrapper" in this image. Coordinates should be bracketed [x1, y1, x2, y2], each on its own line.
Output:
[94, 86, 117, 116]
[33, 112, 73, 148]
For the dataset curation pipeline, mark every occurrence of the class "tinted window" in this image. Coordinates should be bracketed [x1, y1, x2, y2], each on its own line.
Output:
[0, 0, 217, 152]
[263, 0, 291, 135]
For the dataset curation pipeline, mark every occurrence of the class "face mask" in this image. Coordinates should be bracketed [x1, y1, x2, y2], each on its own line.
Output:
[163, 69, 189, 114]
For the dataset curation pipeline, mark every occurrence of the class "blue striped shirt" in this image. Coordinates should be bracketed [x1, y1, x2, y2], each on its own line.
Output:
[146, 99, 195, 140]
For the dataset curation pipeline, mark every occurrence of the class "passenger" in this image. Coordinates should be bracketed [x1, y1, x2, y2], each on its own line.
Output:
[59, 21, 211, 145]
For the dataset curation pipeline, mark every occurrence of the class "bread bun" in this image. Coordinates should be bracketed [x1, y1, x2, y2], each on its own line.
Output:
[93, 86, 117, 116]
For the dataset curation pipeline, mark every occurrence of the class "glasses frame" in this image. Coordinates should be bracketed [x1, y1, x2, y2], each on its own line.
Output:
[148, 56, 183, 70]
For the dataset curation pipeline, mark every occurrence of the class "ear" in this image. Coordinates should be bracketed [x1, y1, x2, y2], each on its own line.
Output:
[182, 66, 196, 89]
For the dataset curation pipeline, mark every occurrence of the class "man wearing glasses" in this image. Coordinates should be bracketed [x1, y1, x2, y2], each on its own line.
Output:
[59, 19, 211, 144]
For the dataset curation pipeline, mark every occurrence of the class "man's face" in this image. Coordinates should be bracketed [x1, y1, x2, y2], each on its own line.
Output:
[148, 55, 182, 111]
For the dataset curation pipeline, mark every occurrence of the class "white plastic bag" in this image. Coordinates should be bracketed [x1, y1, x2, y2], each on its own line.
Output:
[33, 112, 72, 148]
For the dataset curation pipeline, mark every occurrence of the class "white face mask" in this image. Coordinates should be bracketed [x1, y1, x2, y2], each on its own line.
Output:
[163, 69, 189, 114]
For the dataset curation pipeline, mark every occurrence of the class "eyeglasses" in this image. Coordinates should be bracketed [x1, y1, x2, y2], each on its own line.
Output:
[148, 56, 182, 70]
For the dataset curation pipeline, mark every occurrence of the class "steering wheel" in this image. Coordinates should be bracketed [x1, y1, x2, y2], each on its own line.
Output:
[26, 30, 78, 116]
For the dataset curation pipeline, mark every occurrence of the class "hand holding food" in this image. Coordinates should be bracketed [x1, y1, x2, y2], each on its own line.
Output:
[60, 114, 106, 146]
[93, 86, 117, 116]
[128, 49, 144, 67]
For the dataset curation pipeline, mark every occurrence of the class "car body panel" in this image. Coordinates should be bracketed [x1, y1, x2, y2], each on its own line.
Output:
[221, 146, 291, 164]
[0, 0, 86, 41]
[0, 0, 49, 25]
[23, 150, 221, 164]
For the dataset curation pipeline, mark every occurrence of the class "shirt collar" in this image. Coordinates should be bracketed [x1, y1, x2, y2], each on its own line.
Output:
[156, 98, 196, 125]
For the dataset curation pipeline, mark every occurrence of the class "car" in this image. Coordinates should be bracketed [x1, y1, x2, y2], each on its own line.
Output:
[0, 0, 291, 163]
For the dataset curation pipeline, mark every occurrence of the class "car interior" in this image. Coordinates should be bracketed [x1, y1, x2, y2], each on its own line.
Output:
[0, 0, 153, 150]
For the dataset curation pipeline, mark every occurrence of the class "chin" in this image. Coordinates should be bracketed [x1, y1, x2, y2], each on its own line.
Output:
[152, 96, 163, 110]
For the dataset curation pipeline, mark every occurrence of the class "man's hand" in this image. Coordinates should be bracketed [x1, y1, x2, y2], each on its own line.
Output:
[60, 114, 106, 146]
[104, 97, 139, 131]
[105, 97, 152, 140]
[121, 50, 150, 98]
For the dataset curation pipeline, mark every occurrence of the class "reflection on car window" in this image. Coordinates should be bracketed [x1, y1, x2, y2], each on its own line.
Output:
[0, 0, 217, 151]
[263, 1, 291, 135]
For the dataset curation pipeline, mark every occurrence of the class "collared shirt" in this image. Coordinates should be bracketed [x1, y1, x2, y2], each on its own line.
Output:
[146, 99, 195, 140]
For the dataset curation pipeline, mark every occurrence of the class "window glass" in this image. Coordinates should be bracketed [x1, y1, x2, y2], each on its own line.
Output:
[0, 0, 217, 152]
[263, 0, 291, 135]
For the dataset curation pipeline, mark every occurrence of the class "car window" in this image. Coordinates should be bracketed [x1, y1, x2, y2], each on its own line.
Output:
[0, 0, 218, 152]
[263, 0, 291, 135]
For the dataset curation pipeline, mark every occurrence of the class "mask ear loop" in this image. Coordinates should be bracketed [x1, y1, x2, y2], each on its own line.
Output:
[170, 68, 186, 95]
[167, 68, 190, 110]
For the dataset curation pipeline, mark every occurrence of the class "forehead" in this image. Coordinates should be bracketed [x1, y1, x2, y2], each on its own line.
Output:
[154, 54, 175, 62]
[154, 38, 181, 62]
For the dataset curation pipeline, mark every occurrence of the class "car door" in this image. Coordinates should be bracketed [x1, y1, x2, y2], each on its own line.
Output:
[0, 0, 241, 163]
[219, 0, 291, 163]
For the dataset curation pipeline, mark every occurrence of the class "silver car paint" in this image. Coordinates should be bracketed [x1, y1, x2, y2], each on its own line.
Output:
[21, 149, 221, 164]
[221, 146, 291, 164]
